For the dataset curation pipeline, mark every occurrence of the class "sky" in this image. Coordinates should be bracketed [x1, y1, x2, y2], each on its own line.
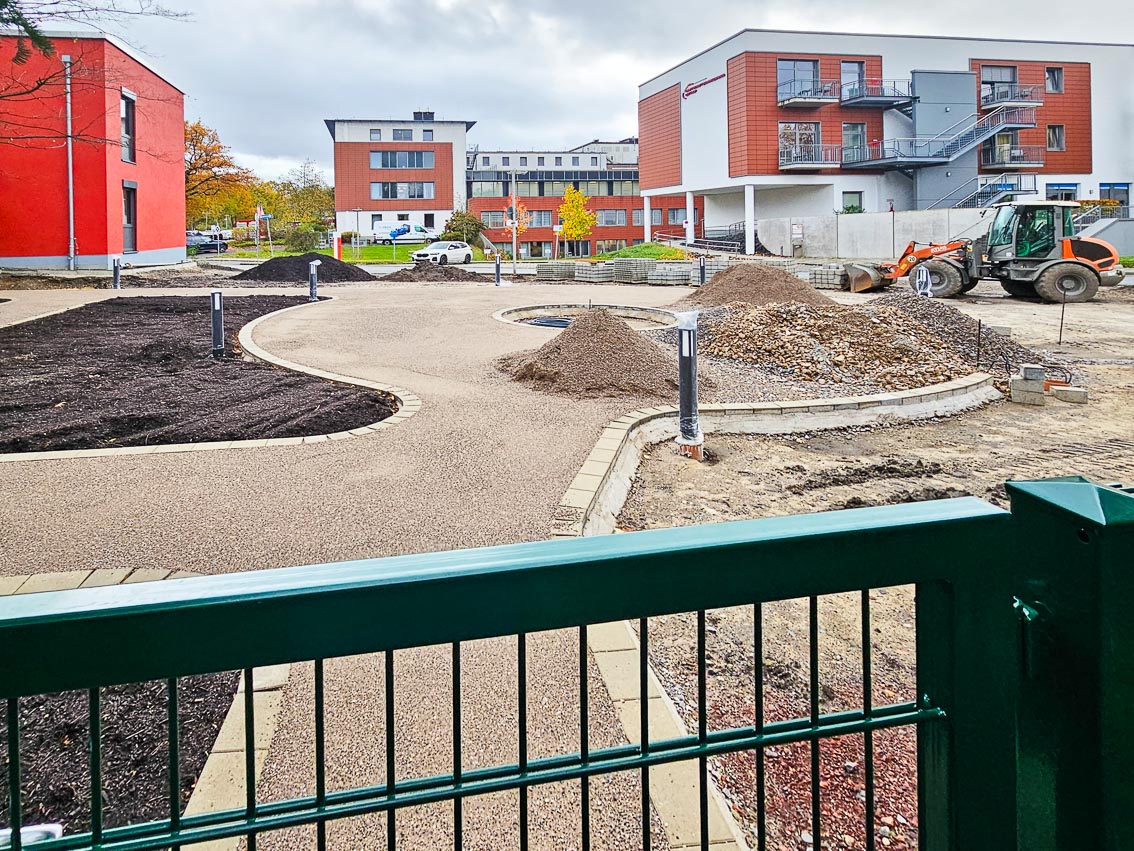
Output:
[72, 0, 1134, 181]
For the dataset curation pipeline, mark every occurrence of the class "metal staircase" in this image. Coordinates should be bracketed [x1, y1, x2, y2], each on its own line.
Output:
[927, 172, 1039, 209]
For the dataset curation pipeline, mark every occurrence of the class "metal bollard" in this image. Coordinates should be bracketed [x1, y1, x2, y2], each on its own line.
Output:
[308, 259, 322, 303]
[112, 257, 121, 290]
[495, 255, 501, 286]
[210, 290, 224, 358]
[699, 254, 706, 286]
[674, 311, 704, 461]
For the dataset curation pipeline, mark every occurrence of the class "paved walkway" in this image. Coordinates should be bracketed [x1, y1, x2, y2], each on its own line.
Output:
[0, 282, 693, 850]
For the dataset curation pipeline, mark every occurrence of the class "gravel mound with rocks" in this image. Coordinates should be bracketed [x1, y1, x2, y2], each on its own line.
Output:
[680, 263, 836, 309]
[234, 253, 374, 283]
[498, 308, 680, 399]
[380, 262, 489, 282]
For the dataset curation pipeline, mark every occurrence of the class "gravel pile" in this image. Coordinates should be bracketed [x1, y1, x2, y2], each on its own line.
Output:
[692, 301, 969, 391]
[380, 262, 489, 282]
[498, 308, 679, 399]
[234, 253, 374, 283]
[681, 263, 835, 308]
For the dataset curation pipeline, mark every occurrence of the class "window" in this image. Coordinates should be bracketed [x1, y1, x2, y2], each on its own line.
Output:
[482, 156, 490, 166]
[528, 210, 553, 227]
[590, 156, 599, 166]
[369, 182, 435, 200]
[841, 191, 864, 210]
[1047, 125, 1066, 151]
[516, 181, 540, 196]
[1045, 67, 1064, 94]
[502, 156, 510, 166]
[424, 214, 435, 228]
[371, 214, 384, 228]
[779, 122, 820, 151]
[122, 183, 137, 252]
[777, 58, 819, 97]
[392, 128, 413, 141]
[840, 61, 865, 97]
[519, 156, 527, 166]
[980, 65, 1017, 102]
[564, 240, 590, 257]
[370, 129, 382, 141]
[668, 208, 691, 226]
[397, 214, 409, 221]
[651, 208, 662, 226]
[1015, 205, 1056, 258]
[1101, 183, 1130, 205]
[120, 93, 136, 163]
[632, 208, 642, 226]
[537, 156, 545, 166]
[521, 241, 553, 259]
[423, 129, 434, 141]
[596, 209, 627, 227]
[1046, 183, 1078, 201]
[555, 156, 563, 166]
[481, 211, 506, 228]
[595, 240, 628, 253]
[471, 181, 504, 197]
[571, 156, 580, 166]
[370, 151, 435, 169]
[842, 122, 866, 159]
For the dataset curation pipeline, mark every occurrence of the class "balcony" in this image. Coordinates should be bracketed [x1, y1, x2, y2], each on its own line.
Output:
[778, 143, 842, 170]
[981, 83, 1044, 109]
[776, 77, 840, 107]
[839, 78, 916, 110]
[981, 144, 1046, 169]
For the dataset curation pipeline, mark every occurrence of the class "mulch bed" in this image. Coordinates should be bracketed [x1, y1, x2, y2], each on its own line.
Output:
[380, 262, 489, 282]
[0, 673, 240, 832]
[234, 253, 374, 283]
[0, 295, 396, 453]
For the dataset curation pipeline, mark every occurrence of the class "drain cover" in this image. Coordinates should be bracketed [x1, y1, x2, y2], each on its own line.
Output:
[524, 316, 574, 328]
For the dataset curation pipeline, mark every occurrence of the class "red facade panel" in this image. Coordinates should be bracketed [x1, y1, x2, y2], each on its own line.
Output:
[333, 141, 454, 210]
[639, 84, 682, 190]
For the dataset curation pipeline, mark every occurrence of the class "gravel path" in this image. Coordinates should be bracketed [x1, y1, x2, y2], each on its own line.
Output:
[0, 282, 688, 850]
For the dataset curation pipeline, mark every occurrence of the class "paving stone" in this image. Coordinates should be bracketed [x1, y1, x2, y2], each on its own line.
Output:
[80, 568, 132, 588]
[15, 570, 92, 594]
[587, 620, 637, 653]
[0, 575, 28, 596]
[123, 567, 173, 583]
[212, 690, 284, 753]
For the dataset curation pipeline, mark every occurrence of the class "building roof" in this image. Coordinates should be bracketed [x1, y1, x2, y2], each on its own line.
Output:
[324, 118, 477, 139]
[0, 28, 183, 93]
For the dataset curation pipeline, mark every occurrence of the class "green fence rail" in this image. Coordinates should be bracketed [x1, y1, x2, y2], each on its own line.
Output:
[0, 477, 1130, 850]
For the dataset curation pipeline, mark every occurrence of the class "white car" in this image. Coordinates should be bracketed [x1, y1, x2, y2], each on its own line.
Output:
[412, 241, 473, 265]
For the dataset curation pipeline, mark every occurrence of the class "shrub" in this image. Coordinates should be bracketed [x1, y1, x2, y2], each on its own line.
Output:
[840, 204, 865, 214]
[285, 226, 318, 253]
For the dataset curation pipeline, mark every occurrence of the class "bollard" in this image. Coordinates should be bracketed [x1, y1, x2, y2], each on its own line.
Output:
[495, 255, 501, 286]
[112, 257, 121, 290]
[210, 289, 224, 358]
[308, 259, 322, 303]
[674, 310, 704, 461]
[699, 254, 706, 286]
[914, 264, 932, 297]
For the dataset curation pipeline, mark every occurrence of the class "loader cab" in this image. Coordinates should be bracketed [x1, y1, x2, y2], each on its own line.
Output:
[987, 200, 1078, 263]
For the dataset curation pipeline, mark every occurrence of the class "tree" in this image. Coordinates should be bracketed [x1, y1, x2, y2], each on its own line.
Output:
[441, 209, 486, 246]
[513, 200, 531, 237]
[185, 119, 254, 208]
[273, 159, 334, 225]
[558, 185, 596, 244]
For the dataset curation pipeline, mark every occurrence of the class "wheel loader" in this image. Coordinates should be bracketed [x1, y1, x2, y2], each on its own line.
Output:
[845, 200, 1125, 303]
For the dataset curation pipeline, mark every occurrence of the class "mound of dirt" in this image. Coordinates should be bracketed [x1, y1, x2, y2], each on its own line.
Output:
[380, 262, 489, 282]
[498, 309, 679, 399]
[684, 263, 835, 308]
[234, 253, 374, 283]
[697, 301, 969, 391]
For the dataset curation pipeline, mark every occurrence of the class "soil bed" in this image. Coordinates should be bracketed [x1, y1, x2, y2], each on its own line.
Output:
[380, 262, 490, 283]
[0, 673, 239, 832]
[234, 253, 374, 283]
[0, 296, 396, 453]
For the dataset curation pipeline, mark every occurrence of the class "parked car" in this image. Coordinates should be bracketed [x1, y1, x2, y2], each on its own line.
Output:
[187, 232, 228, 254]
[376, 223, 439, 245]
[412, 241, 473, 265]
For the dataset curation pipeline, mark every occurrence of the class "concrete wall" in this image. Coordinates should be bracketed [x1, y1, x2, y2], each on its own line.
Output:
[703, 192, 745, 228]
[757, 207, 989, 258]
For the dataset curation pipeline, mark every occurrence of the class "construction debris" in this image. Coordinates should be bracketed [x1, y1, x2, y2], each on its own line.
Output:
[682, 263, 836, 309]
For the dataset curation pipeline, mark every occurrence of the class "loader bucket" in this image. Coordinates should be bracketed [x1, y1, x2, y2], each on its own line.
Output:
[844, 263, 884, 293]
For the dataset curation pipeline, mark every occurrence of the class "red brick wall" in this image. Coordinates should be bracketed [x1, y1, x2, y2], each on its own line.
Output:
[639, 84, 682, 190]
[969, 59, 1091, 175]
[727, 51, 884, 177]
[333, 141, 453, 210]
[468, 193, 702, 254]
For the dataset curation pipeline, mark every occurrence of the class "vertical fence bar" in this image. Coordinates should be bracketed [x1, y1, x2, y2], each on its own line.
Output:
[167, 679, 180, 851]
[579, 625, 590, 851]
[315, 660, 327, 851]
[640, 617, 650, 851]
[452, 642, 462, 851]
[518, 634, 529, 851]
[386, 649, 396, 851]
[698, 609, 708, 851]
[862, 592, 875, 851]
[244, 668, 257, 851]
[810, 597, 821, 850]
[89, 688, 102, 845]
[755, 603, 767, 851]
[7, 697, 21, 851]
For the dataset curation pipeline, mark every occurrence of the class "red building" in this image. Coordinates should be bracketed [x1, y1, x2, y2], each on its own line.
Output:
[0, 31, 186, 270]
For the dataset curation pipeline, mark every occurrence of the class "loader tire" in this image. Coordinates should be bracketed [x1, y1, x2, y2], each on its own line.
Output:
[1034, 263, 1099, 304]
[909, 260, 964, 298]
[1000, 279, 1038, 298]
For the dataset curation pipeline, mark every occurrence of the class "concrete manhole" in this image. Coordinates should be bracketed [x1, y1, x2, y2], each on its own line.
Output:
[494, 304, 677, 331]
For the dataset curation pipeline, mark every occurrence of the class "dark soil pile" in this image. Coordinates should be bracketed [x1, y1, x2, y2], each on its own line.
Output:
[498, 308, 680, 398]
[1, 275, 114, 290]
[234, 253, 374, 283]
[380, 262, 489, 282]
[0, 296, 397, 452]
[0, 674, 239, 831]
[683, 263, 835, 308]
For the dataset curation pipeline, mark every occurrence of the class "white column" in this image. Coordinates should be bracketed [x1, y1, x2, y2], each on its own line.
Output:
[685, 190, 695, 245]
[643, 196, 652, 243]
[744, 184, 756, 255]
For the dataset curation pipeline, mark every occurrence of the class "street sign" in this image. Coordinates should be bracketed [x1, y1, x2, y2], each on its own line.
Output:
[553, 225, 563, 233]
[260, 214, 274, 220]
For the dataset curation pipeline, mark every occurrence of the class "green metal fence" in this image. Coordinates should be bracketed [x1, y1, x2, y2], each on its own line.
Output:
[0, 477, 1129, 850]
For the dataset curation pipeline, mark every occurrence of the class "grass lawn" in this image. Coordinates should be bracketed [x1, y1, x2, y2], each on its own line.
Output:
[226, 244, 488, 264]
[1121, 257, 1134, 268]
[590, 242, 688, 261]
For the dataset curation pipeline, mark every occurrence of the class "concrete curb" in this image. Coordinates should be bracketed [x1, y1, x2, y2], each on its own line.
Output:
[492, 303, 678, 329]
[0, 297, 421, 464]
[554, 372, 1001, 538]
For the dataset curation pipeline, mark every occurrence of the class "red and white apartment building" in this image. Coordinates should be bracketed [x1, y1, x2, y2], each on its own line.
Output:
[0, 31, 186, 269]
[639, 29, 1134, 253]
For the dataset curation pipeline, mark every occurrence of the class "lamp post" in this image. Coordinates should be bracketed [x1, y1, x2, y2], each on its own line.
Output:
[352, 207, 363, 260]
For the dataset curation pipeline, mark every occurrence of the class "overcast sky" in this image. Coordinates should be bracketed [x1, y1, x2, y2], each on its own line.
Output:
[89, 0, 1134, 180]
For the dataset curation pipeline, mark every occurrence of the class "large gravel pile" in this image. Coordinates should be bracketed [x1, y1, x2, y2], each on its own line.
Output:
[233, 253, 374, 283]
[498, 309, 679, 399]
[695, 301, 969, 391]
[380, 262, 488, 282]
[682, 263, 835, 308]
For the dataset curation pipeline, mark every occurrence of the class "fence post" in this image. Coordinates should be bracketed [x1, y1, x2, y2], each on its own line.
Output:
[1006, 477, 1134, 851]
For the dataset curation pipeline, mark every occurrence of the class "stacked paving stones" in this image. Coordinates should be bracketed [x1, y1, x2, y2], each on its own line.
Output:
[1010, 364, 1047, 405]
[612, 258, 657, 283]
[574, 262, 614, 283]
[535, 262, 575, 282]
[647, 264, 693, 286]
[807, 264, 850, 290]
